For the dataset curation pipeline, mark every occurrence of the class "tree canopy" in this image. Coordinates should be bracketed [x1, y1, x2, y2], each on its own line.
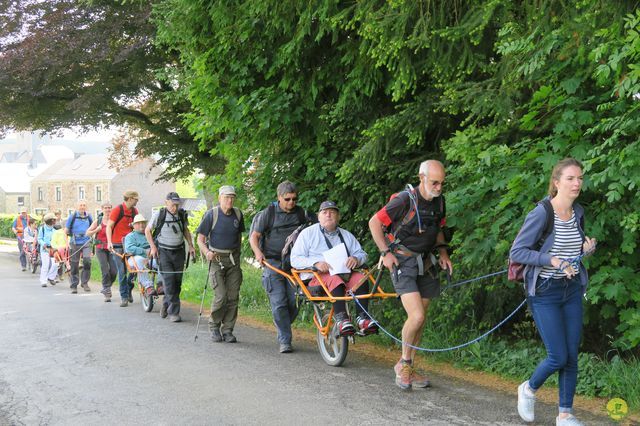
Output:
[153, 0, 640, 351]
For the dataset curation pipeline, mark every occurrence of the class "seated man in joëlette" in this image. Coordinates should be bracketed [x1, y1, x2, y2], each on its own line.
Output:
[290, 201, 378, 336]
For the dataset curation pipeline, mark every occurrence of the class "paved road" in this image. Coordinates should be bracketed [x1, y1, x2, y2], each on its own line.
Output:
[0, 250, 612, 425]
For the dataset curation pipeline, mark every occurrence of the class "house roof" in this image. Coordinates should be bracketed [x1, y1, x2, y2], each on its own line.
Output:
[36, 154, 117, 181]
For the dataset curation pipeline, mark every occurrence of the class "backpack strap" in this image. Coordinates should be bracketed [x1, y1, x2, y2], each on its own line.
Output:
[152, 208, 168, 240]
[538, 198, 555, 248]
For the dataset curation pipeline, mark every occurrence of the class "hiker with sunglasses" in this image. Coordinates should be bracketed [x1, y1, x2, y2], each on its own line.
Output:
[249, 181, 317, 353]
[146, 192, 195, 323]
[369, 159, 452, 390]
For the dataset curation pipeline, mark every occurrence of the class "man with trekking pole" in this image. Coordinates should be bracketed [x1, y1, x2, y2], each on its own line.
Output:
[146, 192, 195, 323]
[196, 185, 245, 343]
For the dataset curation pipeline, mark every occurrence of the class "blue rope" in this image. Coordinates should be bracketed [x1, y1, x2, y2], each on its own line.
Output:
[442, 269, 508, 291]
[351, 250, 592, 353]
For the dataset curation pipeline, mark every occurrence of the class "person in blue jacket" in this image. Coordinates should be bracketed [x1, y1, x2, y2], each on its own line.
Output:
[65, 201, 93, 293]
[510, 158, 596, 426]
[38, 213, 59, 287]
[124, 214, 155, 302]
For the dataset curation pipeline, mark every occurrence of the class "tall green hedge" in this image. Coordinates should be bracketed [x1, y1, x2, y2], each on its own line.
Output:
[153, 0, 640, 353]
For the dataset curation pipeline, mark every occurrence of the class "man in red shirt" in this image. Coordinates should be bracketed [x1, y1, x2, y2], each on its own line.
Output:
[106, 190, 139, 307]
[369, 160, 453, 391]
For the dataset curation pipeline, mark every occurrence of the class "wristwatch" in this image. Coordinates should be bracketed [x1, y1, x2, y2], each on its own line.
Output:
[380, 249, 391, 257]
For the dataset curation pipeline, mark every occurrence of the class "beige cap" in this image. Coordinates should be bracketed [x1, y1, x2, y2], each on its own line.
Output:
[132, 214, 147, 224]
[43, 213, 56, 222]
[124, 190, 139, 199]
[219, 185, 236, 196]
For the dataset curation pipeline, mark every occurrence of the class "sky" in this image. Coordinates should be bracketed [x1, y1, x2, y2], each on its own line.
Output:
[1, 127, 118, 143]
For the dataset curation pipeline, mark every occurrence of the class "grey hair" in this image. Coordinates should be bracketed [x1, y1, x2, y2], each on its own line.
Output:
[277, 180, 298, 196]
[419, 159, 444, 176]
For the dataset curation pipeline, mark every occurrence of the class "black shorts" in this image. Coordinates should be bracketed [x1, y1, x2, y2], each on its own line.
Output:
[391, 253, 441, 299]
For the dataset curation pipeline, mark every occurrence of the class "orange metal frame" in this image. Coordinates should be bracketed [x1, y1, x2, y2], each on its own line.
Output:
[112, 252, 158, 295]
[262, 261, 396, 336]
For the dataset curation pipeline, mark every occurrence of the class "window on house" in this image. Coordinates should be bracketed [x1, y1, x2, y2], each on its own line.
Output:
[78, 186, 85, 201]
[95, 186, 102, 202]
[17, 196, 24, 206]
[55, 186, 61, 202]
[37, 187, 43, 201]
[35, 209, 46, 216]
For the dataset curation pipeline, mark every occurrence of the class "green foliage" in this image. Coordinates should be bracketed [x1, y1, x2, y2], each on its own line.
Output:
[0, 214, 16, 238]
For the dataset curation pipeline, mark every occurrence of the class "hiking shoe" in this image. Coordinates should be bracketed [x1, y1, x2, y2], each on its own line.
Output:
[48, 279, 57, 286]
[81, 283, 90, 292]
[22, 267, 26, 271]
[517, 381, 535, 422]
[279, 343, 293, 353]
[211, 329, 223, 342]
[41, 283, 47, 287]
[336, 318, 355, 336]
[128, 293, 133, 303]
[104, 294, 111, 302]
[169, 314, 181, 323]
[160, 304, 168, 319]
[120, 299, 128, 307]
[145, 287, 156, 297]
[556, 414, 584, 426]
[71, 287, 77, 294]
[410, 368, 431, 388]
[394, 361, 412, 390]
[223, 332, 237, 343]
[356, 316, 379, 335]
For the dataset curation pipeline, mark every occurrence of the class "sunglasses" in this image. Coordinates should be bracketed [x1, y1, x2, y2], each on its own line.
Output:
[283, 197, 298, 202]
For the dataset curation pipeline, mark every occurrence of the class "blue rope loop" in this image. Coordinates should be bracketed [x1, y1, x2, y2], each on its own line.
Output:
[349, 251, 591, 353]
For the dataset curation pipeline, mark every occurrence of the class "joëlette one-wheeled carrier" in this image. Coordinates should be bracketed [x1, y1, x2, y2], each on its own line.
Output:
[117, 253, 164, 312]
[262, 261, 396, 367]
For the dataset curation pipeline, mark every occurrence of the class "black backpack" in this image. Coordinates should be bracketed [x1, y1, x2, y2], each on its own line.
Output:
[152, 207, 189, 240]
[66, 211, 93, 236]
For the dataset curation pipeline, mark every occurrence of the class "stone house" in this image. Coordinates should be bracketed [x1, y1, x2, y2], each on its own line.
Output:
[30, 154, 175, 220]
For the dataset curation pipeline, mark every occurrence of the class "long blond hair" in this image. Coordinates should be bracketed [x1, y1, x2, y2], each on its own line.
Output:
[548, 158, 583, 197]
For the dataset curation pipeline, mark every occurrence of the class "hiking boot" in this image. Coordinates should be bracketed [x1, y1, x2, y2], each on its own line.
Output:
[81, 283, 90, 292]
[71, 287, 77, 294]
[41, 283, 47, 287]
[356, 315, 379, 335]
[223, 332, 237, 343]
[120, 299, 128, 307]
[556, 414, 584, 426]
[48, 279, 57, 286]
[279, 343, 293, 353]
[211, 329, 223, 342]
[410, 368, 431, 388]
[128, 293, 133, 303]
[160, 304, 168, 318]
[103, 294, 111, 302]
[145, 287, 156, 297]
[169, 314, 181, 323]
[517, 381, 535, 422]
[394, 360, 412, 390]
[22, 267, 26, 271]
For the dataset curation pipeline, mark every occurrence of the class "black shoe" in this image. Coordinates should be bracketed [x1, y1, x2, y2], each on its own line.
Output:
[41, 283, 47, 287]
[279, 343, 293, 353]
[211, 329, 223, 342]
[128, 294, 133, 303]
[223, 332, 237, 343]
[48, 279, 57, 286]
[160, 304, 168, 318]
[21, 267, 26, 271]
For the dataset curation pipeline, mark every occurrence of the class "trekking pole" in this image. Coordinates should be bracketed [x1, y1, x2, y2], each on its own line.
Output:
[194, 260, 212, 342]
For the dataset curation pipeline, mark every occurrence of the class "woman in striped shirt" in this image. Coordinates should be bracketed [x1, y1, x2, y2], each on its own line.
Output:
[510, 158, 597, 426]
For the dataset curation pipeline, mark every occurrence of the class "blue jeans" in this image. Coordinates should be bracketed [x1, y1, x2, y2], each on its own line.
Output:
[528, 276, 583, 413]
[262, 262, 298, 344]
[113, 247, 134, 300]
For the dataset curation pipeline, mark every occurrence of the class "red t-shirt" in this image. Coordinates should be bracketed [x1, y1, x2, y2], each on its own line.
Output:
[109, 203, 137, 244]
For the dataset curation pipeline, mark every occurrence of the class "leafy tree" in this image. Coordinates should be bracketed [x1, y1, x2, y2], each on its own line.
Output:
[0, 0, 224, 183]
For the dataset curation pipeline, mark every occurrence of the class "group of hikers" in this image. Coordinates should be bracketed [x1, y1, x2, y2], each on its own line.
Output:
[12, 158, 595, 425]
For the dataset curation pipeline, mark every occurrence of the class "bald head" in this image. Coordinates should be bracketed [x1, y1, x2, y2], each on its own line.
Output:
[418, 159, 445, 200]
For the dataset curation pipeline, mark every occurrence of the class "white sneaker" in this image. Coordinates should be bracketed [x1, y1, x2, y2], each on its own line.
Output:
[556, 414, 584, 425]
[517, 381, 535, 422]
